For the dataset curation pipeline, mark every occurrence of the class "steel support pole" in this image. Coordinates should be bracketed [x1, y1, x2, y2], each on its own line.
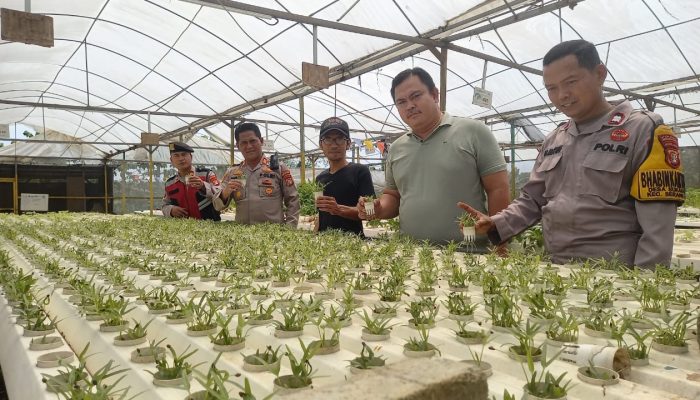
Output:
[299, 97, 306, 184]
[440, 47, 448, 112]
[510, 123, 516, 200]
[148, 146, 154, 216]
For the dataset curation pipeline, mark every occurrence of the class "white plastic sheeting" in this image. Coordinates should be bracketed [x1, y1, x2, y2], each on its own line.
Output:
[0, 130, 231, 165]
[0, 0, 698, 162]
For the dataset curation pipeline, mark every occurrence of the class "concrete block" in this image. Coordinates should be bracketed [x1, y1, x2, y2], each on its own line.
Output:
[284, 358, 488, 400]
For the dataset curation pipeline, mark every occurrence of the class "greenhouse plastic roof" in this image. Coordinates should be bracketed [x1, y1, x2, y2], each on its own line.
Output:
[0, 0, 699, 163]
[0, 129, 231, 165]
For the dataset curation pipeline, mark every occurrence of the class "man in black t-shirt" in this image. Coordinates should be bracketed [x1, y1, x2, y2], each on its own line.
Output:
[315, 117, 375, 236]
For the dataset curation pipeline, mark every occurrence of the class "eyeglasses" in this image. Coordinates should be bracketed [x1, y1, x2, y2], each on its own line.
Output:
[320, 137, 349, 145]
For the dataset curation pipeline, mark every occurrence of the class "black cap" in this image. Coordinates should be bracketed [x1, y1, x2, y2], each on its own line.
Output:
[168, 142, 194, 154]
[320, 117, 350, 139]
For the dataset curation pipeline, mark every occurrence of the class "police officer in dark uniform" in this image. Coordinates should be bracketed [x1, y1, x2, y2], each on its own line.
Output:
[162, 142, 221, 221]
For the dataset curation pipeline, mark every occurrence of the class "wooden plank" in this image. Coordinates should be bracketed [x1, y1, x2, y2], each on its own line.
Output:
[302, 62, 329, 89]
[140, 132, 160, 146]
[1, 8, 54, 48]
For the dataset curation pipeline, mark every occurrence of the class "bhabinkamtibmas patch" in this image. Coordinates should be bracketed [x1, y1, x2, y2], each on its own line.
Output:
[631, 124, 685, 202]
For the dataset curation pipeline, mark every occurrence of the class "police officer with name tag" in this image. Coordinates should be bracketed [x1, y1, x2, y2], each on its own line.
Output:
[213, 122, 300, 227]
[162, 142, 222, 221]
[459, 40, 685, 268]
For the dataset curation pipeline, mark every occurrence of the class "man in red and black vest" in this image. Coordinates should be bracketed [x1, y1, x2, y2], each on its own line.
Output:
[162, 142, 221, 221]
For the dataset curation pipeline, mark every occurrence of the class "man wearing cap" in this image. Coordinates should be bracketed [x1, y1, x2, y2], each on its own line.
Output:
[358, 67, 510, 248]
[315, 117, 375, 236]
[213, 122, 300, 227]
[162, 142, 221, 221]
[458, 40, 684, 267]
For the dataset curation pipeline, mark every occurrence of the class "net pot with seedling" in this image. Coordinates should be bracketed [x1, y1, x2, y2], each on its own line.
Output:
[247, 302, 276, 326]
[507, 320, 543, 363]
[406, 297, 439, 330]
[211, 313, 248, 352]
[324, 305, 353, 329]
[43, 344, 132, 398]
[309, 317, 342, 355]
[242, 345, 283, 373]
[310, 181, 326, 204]
[351, 273, 374, 295]
[403, 326, 441, 358]
[166, 298, 194, 325]
[41, 344, 92, 394]
[453, 321, 490, 345]
[186, 295, 220, 337]
[98, 295, 134, 332]
[131, 338, 167, 364]
[250, 284, 272, 301]
[521, 348, 573, 400]
[348, 342, 386, 374]
[446, 265, 470, 292]
[524, 290, 560, 328]
[376, 276, 407, 303]
[114, 318, 153, 347]
[577, 360, 620, 386]
[148, 344, 200, 388]
[457, 212, 477, 243]
[21, 299, 56, 337]
[184, 353, 231, 400]
[443, 292, 477, 322]
[545, 312, 580, 347]
[363, 195, 377, 217]
[583, 308, 614, 338]
[612, 311, 653, 366]
[272, 339, 318, 395]
[462, 333, 493, 377]
[273, 305, 308, 339]
[145, 287, 180, 314]
[371, 301, 400, 318]
[226, 291, 251, 315]
[651, 311, 696, 354]
[360, 309, 398, 341]
[488, 291, 522, 332]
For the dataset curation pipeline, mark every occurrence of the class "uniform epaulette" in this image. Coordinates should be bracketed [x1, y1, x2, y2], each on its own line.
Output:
[639, 110, 663, 126]
[555, 120, 571, 132]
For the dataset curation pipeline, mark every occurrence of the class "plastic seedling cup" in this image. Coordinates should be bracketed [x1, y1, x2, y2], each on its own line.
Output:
[462, 226, 476, 242]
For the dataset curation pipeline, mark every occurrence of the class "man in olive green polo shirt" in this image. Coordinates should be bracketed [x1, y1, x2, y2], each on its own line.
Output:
[359, 67, 509, 246]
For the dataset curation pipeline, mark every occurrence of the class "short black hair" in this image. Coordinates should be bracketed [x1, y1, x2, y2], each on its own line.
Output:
[543, 40, 602, 70]
[234, 122, 262, 143]
[390, 67, 437, 101]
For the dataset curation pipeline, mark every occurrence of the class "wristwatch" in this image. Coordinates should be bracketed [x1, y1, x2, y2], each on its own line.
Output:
[487, 226, 503, 245]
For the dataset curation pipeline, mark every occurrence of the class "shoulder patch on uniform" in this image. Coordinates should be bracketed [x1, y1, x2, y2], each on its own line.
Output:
[607, 112, 625, 126]
[281, 169, 294, 187]
[658, 132, 681, 169]
[630, 124, 685, 203]
[165, 175, 178, 183]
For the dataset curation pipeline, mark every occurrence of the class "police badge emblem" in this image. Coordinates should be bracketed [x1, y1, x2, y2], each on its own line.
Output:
[610, 129, 629, 142]
[658, 134, 681, 169]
